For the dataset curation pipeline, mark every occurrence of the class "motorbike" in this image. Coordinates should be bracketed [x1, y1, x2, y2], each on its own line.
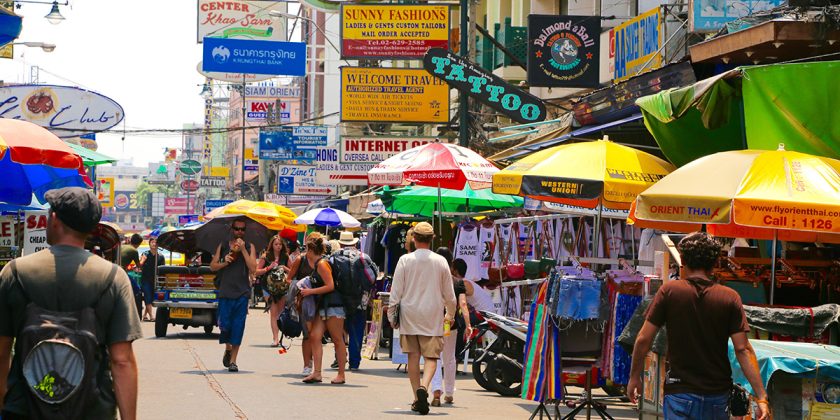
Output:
[467, 311, 528, 397]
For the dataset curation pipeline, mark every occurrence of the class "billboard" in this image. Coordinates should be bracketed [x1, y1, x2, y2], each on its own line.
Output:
[0, 216, 15, 247]
[259, 126, 329, 162]
[689, 0, 784, 32]
[97, 177, 115, 208]
[197, 0, 287, 43]
[0, 85, 125, 137]
[614, 7, 663, 82]
[315, 146, 374, 186]
[340, 4, 450, 59]
[246, 99, 291, 122]
[340, 67, 450, 123]
[340, 137, 437, 164]
[527, 15, 600, 88]
[205, 199, 233, 212]
[114, 191, 139, 211]
[276, 165, 336, 195]
[202, 37, 307, 76]
[164, 197, 196, 215]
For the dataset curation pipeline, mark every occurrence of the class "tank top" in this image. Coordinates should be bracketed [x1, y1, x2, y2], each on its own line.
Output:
[454, 225, 482, 281]
[295, 255, 314, 280]
[216, 242, 251, 299]
[464, 279, 495, 313]
[308, 255, 343, 308]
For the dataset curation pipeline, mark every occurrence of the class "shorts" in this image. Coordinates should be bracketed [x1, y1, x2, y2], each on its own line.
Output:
[218, 296, 249, 346]
[141, 281, 155, 305]
[319, 306, 346, 319]
[400, 335, 444, 359]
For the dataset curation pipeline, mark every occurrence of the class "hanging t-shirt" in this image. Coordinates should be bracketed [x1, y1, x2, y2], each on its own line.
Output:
[384, 224, 410, 275]
[494, 223, 513, 265]
[605, 219, 624, 259]
[519, 224, 533, 261]
[479, 225, 494, 280]
[454, 225, 482, 281]
[555, 217, 577, 258]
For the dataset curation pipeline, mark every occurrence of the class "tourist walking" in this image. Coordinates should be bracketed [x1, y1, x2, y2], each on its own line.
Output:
[138, 237, 165, 322]
[121, 233, 143, 318]
[255, 235, 290, 347]
[287, 234, 317, 376]
[627, 232, 769, 419]
[209, 218, 257, 373]
[388, 222, 457, 415]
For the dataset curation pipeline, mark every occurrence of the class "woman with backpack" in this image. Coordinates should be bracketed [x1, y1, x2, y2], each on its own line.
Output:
[255, 235, 290, 347]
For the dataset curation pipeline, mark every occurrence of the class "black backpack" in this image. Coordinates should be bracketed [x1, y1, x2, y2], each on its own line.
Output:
[12, 261, 111, 420]
[328, 249, 379, 316]
[277, 306, 302, 340]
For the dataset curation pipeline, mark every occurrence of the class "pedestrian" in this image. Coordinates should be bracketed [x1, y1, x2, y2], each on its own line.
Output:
[138, 237, 165, 322]
[210, 218, 258, 373]
[287, 234, 317, 377]
[388, 222, 457, 415]
[121, 233, 143, 318]
[627, 232, 769, 420]
[298, 232, 348, 385]
[0, 187, 142, 419]
[333, 231, 379, 372]
[431, 256, 465, 407]
[255, 234, 290, 347]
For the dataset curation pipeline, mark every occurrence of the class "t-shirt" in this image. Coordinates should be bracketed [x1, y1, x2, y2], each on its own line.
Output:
[390, 249, 457, 336]
[0, 245, 143, 417]
[140, 251, 165, 285]
[478, 226, 494, 280]
[645, 278, 750, 395]
[454, 226, 481, 281]
[120, 245, 140, 271]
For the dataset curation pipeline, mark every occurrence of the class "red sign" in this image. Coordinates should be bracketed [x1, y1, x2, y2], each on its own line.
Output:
[164, 198, 196, 215]
[181, 179, 199, 193]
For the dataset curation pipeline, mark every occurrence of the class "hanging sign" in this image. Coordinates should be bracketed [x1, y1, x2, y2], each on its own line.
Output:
[200, 176, 227, 188]
[259, 126, 328, 162]
[23, 211, 48, 255]
[246, 99, 291, 122]
[197, 0, 286, 43]
[315, 146, 374, 186]
[276, 165, 336, 195]
[527, 15, 600, 88]
[340, 67, 450, 123]
[614, 7, 663, 82]
[180, 179, 199, 192]
[340, 4, 450, 59]
[689, 0, 784, 32]
[202, 37, 307, 76]
[423, 48, 547, 124]
[0, 216, 15, 247]
[205, 199, 233, 212]
[340, 137, 437, 164]
[180, 159, 202, 175]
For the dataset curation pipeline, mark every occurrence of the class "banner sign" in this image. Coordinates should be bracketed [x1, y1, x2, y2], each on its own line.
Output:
[0, 85, 125, 138]
[205, 199, 233, 212]
[340, 137, 437, 164]
[340, 4, 450, 59]
[197, 0, 286, 43]
[315, 146, 374, 186]
[114, 191, 139, 211]
[614, 7, 663, 82]
[264, 193, 321, 206]
[276, 165, 336, 195]
[689, 0, 783, 32]
[0, 216, 15, 247]
[202, 37, 307, 76]
[200, 176, 228, 188]
[197, 61, 274, 83]
[164, 197, 195, 215]
[340, 67, 450, 123]
[423, 48, 547, 124]
[259, 126, 328, 162]
[527, 15, 600, 88]
[244, 86, 301, 97]
[97, 177, 115, 208]
[208, 166, 230, 177]
[23, 211, 48, 255]
[246, 99, 291, 122]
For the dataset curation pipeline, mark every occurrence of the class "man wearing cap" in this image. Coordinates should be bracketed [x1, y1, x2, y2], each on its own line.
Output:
[332, 231, 378, 371]
[0, 187, 142, 419]
[388, 222, 456, 415]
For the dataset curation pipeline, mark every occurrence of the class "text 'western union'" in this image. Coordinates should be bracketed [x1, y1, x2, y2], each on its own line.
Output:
[541, 181, 582, 195]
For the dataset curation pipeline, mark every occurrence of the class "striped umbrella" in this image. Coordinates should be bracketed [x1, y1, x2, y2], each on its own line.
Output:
[294, 208, 360, 228]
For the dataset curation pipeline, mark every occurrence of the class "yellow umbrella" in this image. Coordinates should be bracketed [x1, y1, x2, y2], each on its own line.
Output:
[204, 199, 304, 232]
[492, 137, 675, 210]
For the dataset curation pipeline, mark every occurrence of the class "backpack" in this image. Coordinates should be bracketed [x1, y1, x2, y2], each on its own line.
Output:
[277, 306, 302, 339]
[12, 261, 110, 420]
[328, 249, 379, 316]
[264, 267, 289, 298]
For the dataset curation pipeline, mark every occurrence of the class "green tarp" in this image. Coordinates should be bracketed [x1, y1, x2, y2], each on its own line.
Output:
[637, 61, 840, 166]
[67, 143, 117, 166]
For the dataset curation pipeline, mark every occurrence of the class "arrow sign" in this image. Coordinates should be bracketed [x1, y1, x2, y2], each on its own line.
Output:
[297, 186, 335, 195]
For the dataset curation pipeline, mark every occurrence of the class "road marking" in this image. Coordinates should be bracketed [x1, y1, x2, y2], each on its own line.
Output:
[182, 339, 248, 419]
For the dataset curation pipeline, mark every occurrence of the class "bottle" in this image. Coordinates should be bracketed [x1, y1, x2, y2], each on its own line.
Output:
[443, 319, 451, 337]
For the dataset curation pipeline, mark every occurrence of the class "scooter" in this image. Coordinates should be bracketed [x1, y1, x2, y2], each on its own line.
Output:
[467, 311, 529, 397]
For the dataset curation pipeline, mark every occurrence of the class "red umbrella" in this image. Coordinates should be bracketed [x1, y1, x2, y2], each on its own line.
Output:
[367, 142, 498, 190]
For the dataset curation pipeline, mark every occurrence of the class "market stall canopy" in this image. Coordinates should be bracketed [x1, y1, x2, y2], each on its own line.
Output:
[368, 142, 498, 190]
[378, 184, 523, 218]
[729, 340, 840, 395]
[493, 137, 674, 210]
[637, 60, 840, 166]
[66, 143, 117, 167]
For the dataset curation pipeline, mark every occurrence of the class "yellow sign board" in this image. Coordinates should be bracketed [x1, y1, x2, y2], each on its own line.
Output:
[341, 4, 450, 59]
[613, 7, 663, 82]
[341, 67, 450, 123]
[208, 166, 230, 177]
[97, 177, 115, 208]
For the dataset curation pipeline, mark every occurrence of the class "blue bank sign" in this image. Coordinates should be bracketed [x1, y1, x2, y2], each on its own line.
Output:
[202, 37, 306, 76]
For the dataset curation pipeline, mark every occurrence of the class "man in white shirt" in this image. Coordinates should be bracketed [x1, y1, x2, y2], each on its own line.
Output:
[389, 222, 456, 415]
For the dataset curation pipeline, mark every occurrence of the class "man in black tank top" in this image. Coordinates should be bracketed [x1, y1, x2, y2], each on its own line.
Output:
[210, 218, 257, 372]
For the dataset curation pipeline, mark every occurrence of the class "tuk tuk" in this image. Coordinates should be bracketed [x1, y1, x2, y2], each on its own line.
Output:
[85, 221, 123, 264]
[152, 224, 217, 337]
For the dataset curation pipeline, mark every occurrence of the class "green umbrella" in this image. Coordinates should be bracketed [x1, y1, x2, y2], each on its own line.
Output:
[378, 184, 523, 217]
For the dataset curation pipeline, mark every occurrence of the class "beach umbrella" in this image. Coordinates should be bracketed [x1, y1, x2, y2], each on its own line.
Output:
[204, 199, 302, 232]
[378, 184, 523, 218]
[149, 225, 176, 238]
[157, 224, 203, 255]
[294, 207, 361, 228]
[629, 145, 840, 303]
[0, 119, 91, 205]
[368, 142, 499, 190]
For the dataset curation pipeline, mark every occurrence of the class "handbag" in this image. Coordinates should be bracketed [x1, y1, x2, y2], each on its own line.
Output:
[505, 223, 525, 281]
[729, 383, 750, 416]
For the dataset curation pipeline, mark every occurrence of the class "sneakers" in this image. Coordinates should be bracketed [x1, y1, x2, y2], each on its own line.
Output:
[222, 350, 231, 368]
[302, 366, 313, 376]
[228, 363, 239, 373]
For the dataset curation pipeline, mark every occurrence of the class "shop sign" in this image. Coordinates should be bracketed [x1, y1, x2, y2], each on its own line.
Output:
[114, 191, 139, 211]
[340, 67, 450, 123]
[689, 0, 783, 32]
[423, 48, 547, 124]
[276, 165, 335, 195]
[205, 199, 233, 212]
[208, 166, 230, 177]
[200, 176, 227, 188]
[244, 85, 301, 97]
[178, 214, 199, 225]
[196, 61, 274, 83]
[164, 197, 195, 215]
[0, 85, 124, 137]
[259, 126, 328, 162]
[0, 216, 15, 247]
[527, 15, 600, 88]
[23, 211, 48, 255]
[315, 147, 374, 186]
[339, 137, 437, 164]
[246, 99, 290, 122]
[196, 0, 287, 43]
[202, 37, 306, 77]
[614, 7, 663, 82]
[244, 147, 259, 171]
[180, 179, 199, 192]
[179, 159, 202, 175]
[340, 4, 450, 59]
[97, 177, 115, 208]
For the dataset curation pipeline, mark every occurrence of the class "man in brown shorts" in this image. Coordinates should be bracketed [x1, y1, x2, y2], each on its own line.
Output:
[389, 222, 456, 415]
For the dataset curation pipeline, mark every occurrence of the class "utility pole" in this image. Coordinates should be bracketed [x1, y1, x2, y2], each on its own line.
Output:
[241, 73, 247, 199]
[458, 0, 469, 148]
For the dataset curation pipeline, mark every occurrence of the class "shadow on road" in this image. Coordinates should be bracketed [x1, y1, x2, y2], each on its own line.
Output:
[381, 410, 449, 416]
[282, 381, 368, 388]
[179, 369, 256, 375]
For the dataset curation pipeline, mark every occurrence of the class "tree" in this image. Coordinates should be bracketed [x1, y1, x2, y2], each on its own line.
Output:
[135, 181, 176, 209]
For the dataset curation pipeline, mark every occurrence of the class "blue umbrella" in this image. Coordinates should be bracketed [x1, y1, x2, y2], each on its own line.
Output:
[0, 8, 22, 47]
[294, 207, 360, 228]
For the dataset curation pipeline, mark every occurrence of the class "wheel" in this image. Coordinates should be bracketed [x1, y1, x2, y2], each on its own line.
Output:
[155, 308, 169, 338]
[486, 354, 522, 397]
[471, 350, 495, 392]
[204, 325, 214, 335]
[602, 382, 629, 402]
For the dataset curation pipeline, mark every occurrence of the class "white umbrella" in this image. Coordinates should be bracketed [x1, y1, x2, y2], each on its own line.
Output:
[294, 208, 361, 228]
[366, 199, 385, 215]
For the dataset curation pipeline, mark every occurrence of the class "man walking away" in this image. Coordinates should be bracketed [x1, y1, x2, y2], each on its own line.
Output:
[627, 232, 769, 419]
[0, 187, 142, 419]
[210, 218, 257, 373]
[389, 222, 456, 415]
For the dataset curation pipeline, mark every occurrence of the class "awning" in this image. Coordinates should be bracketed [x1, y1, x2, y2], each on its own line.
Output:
[67, 143, 117, 166]
[729, 340, 840, 395]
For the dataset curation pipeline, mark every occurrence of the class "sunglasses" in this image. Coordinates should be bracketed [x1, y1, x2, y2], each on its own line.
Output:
[232, 226, 246, 232]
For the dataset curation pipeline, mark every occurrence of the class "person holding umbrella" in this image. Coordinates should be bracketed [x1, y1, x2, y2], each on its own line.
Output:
[210, 218, 258, 373]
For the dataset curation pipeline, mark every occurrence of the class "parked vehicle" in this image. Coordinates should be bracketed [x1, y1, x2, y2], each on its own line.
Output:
[469, 311, 528, 397]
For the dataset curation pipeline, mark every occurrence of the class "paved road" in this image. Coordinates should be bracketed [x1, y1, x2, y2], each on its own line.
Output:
[135, 308, 638, 419]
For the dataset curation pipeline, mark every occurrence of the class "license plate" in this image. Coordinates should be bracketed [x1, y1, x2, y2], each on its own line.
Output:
[170, 307, 192, 319]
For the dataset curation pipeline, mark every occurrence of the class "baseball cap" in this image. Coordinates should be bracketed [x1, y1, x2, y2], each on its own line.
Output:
[44, 187, 102, 233]
[413, 222, 434, 236]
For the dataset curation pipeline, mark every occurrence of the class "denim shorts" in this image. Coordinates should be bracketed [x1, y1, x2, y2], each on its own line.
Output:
[319, 306, 346, 319]
[218, 296, 249, 346]
[663, 393, 729, 420]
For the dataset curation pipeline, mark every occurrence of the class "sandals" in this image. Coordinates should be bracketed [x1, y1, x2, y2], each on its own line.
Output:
[412, 387, 430, 415]
[302, 371, 322, 383]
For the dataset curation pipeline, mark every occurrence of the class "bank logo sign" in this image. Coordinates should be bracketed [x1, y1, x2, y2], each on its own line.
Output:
[527, 15, 600, 88]
[202, 37, 306, 76]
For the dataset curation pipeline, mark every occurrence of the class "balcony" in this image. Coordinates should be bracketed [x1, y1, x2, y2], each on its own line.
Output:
[475, 17, 527, 81]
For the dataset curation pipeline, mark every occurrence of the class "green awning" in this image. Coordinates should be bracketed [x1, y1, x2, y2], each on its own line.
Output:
[67, 143, 117, 166]
[637, 61, 840, 166]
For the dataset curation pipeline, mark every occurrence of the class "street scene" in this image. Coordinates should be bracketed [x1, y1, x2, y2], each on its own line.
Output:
[0, 0, 839, 419]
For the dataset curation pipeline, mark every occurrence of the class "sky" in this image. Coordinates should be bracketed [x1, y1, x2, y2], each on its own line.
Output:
[0, 0, 298, 168]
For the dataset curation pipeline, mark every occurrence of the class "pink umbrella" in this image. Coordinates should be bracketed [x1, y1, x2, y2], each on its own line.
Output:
[367, 142, 498, 190]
